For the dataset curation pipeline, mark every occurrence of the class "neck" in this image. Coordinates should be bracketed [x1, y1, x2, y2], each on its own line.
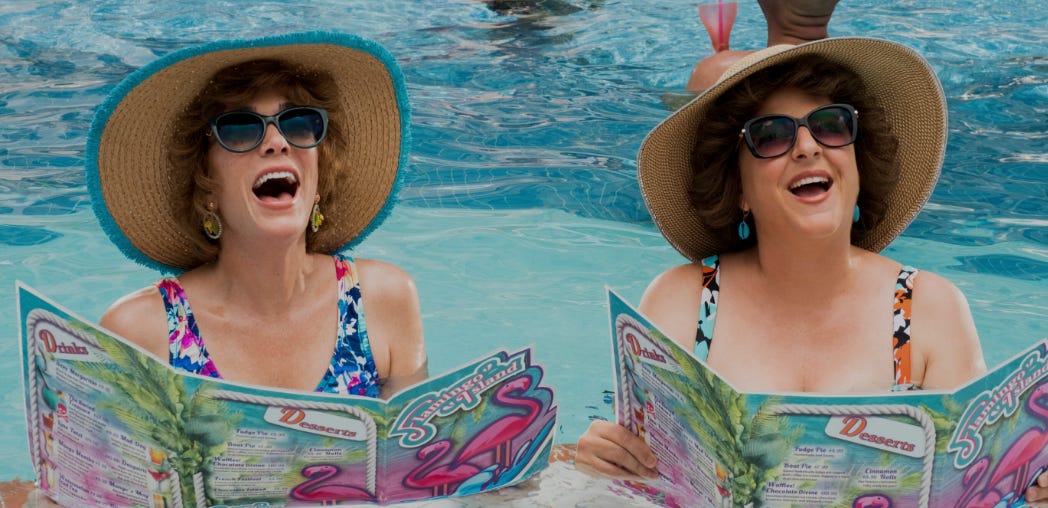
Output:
[748, 229, 859, 299]
[766, 25, 831, 46]
[206, 234, 321, 313]
[760, 1, 834, 45]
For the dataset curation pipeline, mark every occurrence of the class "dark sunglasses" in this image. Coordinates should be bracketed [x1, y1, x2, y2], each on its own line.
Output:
[740, 103, 858, 159]
[208, 106, 328, 153]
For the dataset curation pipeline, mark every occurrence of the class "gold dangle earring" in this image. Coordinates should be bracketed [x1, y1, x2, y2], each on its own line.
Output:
[202, 201, 222, 240]
[310, 194, 325, 233]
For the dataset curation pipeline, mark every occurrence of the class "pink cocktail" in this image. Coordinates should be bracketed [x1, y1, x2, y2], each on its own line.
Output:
[698, 1, 738, 52]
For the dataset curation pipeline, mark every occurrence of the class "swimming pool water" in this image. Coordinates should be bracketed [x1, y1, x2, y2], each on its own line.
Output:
[1, 0, 1045, 481]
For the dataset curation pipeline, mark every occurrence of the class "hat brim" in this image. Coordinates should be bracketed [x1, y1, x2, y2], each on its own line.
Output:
[638, 37, 946, 262]
[86, 31, 411, 272]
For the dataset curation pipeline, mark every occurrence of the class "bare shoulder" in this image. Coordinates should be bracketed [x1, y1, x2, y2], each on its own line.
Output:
[643, 262, 706, 301]
[911, 269, 988, 389]
[686, 50, 754, 92]
[354, 258, 419, 303]
[354, 258, 426, 396]
[639, 262, 707, 350]
[912, 270, 975, 324]
[98, 285, 170, 360]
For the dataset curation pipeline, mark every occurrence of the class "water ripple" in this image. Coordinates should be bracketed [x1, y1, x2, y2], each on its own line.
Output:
[1, 0, 1043, 251]
[953, 254, 1048, 281]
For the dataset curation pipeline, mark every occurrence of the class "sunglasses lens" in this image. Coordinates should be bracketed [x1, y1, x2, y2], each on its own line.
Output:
[214, 112, 265, 152]
[743, 105, 857, 158]
[808, 106, 855, 147]
[748, 116, 797, 158]
[211, 107, 327, 152]
[278, 108, 327, 148]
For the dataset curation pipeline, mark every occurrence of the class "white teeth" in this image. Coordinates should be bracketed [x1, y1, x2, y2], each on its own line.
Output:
[789, 176, 830, 190]
[253, 171, 297, 189]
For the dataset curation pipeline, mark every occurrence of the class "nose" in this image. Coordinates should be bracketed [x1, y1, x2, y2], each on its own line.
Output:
[790, 125, 821, 159]
[259, 120, 289, 154]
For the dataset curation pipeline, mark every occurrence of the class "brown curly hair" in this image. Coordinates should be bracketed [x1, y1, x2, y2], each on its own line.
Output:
[689, 55, 899, 252]
[167, 59, 348, 263]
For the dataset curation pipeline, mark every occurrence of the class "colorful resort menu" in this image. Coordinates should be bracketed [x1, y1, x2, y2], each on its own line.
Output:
[18, 283, 557, 507]
[608, 289, 1048, 508]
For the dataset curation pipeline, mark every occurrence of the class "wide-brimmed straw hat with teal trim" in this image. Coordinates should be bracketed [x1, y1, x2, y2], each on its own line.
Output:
[86, 31, 410, 272]
[638, 37, 946, 262]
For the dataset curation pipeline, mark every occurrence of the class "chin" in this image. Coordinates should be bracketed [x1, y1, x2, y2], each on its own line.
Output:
[259, 221, 311, 241]
[792, 216, 849, 239]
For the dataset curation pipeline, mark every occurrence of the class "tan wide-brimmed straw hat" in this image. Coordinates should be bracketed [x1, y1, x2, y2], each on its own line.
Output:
[86, 31, 410, 272]
[638, 37, 946, 262]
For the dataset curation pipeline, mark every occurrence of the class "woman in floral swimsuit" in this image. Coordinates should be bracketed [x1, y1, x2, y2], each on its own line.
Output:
[88, 33, 427, 399]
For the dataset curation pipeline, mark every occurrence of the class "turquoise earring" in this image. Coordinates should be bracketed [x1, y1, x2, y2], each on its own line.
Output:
[853, 205, 861, 223]
[738, 210, 751, 240]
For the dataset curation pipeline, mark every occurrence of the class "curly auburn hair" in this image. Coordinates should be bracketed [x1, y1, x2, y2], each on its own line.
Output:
[689, 55, 899, 252]
[167, 59, 348, 263]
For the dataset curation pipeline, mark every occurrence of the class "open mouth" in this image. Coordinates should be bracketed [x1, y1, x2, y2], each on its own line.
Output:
[788, 175, 832, 198]
[252, 171, 299, 200]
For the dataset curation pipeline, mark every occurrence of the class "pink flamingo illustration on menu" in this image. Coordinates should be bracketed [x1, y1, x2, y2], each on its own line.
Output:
[290, 464, 374, 505]
[404, 439, 482, 496]
[958, 381, 1048, 507]
[986, 382, 1048, 498]
[853, 493, 891, 508]
[959, 457, 996, 508]
[453, 375, 543, 473]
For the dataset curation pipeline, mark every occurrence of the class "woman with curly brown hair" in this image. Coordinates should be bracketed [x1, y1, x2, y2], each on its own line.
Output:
[573, 36, 1046, 497]
[87, 32, 427, 401]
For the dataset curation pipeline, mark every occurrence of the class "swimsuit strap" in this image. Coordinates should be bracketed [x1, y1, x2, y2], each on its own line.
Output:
[158, 278, 220, 378]
[694, 255, 720, 359]
[891, 266, 919, 391]
[315, 254, 380, 397]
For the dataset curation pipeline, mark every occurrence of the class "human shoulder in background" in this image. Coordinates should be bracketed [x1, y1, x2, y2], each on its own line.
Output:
[686, 0, 839, 92]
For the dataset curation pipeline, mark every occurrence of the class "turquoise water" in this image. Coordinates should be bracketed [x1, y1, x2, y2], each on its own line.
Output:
[1, 0, 1045, 482]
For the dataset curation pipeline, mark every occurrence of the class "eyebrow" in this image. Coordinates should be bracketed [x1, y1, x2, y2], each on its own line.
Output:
[241, 101, 297, 113]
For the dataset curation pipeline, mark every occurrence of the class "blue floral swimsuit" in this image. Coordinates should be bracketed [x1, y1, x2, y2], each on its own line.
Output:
[157, 254, 380, 397]
[694, 255, 918, 391]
